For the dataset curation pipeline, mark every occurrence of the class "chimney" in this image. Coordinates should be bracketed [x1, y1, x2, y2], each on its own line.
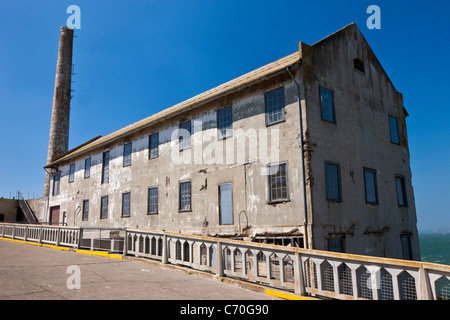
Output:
[44, 26, 74, 197]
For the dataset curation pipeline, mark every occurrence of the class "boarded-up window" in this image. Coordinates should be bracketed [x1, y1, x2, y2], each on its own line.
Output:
[122, 192, 131, 217]
[52, 173, 61, 196]
[320, 87, 336, 123]
[364, 168, 378, 204]
[69, 164, 75, 183]
[149, 133, 159, 159]
[100, 196, 108, 219]
[101, 151, 110, 184]
[123, 142, 132, 167]
[148, 187, 158, 214]
[325, 162, 341, 201]
[82, 200, 89, 221]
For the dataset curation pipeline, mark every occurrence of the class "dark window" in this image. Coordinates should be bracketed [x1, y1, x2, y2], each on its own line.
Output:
[68, 164, 75, 183]
[268, 163, 289, 202]
[123, 142, 132, 167]
[100, 196, 108, 219]
[265, 87, 285, 125]
[82, 200, 89, 221]
[354, 58, 365, 73]
[325, 162, 341, 201]
[328, 237, 344, 253]
[364, 168, 378, 204]
[52, 173, 61, 196]
[400, 234, 413, 260]
[179, 121, 191, 151]
[149, 133, 159, 159]
[179, 181, 191, 211]
[320, 87, 336, 123]
[122, 192, 131, 217]
[395, 175, 408, 207]
[389, 116, 400, 144]
[217, 106, 233, 139]
[84, 158, 91, 179]
[101, 151, 110, 184]
[148, 187, 158, 214]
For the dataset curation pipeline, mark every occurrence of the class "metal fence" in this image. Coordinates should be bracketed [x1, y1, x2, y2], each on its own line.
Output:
[1, 222, 449, 300]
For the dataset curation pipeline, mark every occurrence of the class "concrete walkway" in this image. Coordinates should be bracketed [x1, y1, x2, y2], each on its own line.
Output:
[0, 239, 280, 300]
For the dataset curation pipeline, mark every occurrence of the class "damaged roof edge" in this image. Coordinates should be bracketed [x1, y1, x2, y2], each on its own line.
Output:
[46, 52, 301, 168]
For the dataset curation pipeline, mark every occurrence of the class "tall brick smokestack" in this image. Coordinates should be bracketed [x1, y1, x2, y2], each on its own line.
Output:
[44, 26, 74, 197]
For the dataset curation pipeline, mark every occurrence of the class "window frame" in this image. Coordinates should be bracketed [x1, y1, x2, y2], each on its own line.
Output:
[148, 186, 158, 215]
[100, 195, 108, 219]
[68, 164, 75, 183]
[319, 86, 336, 124]
[84, 158, 91, 179]
[400, 233, 413, 260]
[82, 199, 89, 221]
[123, 142, 132, 167]
[267, 162, 290, 203]
[395, 175, 408, 207]
[101, 151, 110, 184]
[121, 191, 131, 218]
[388, 115, 400, 145]
[149, 133, 159, 159]
[217, 106, 233, 140]
[328, 236, 345, 253]
[324, 161, 342, 202]
[219, 183, 234, 225]
[52, 173, 61, 196]
[363, 167, 379, 204]
[179, 180, 192, 212]
[265, 86, 286, 126]
[179, 121, 192, 151]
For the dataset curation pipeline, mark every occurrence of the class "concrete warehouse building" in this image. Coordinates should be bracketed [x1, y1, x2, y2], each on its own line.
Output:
[42, 23, 420, 260]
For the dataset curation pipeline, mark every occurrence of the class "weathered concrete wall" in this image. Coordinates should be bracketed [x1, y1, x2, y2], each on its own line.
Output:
[26, 197, 47, 222]
[0, 199, 18, 222]
[301, 24, 419, 259]
[45, 23, 420, 259]
[48, 74, 306, 239]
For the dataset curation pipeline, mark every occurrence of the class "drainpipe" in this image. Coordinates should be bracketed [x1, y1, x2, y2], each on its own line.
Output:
[43, 168, 52, 224]
[286, 66, 310, 249]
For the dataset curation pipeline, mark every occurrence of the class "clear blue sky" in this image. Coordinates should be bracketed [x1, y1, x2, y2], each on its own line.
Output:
[0, 1, 448, 232]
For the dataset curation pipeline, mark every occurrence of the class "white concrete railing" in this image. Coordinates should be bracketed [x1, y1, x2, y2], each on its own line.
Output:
[1, 223, 449, 300]
[125, 228, 450, 300]
[0, 223, 80, 248]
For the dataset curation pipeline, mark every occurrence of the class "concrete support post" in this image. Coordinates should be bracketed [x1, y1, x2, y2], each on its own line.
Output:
[294, 252, 306, 296]
[38, 226, 43, 244]
[24, 226, 28, 242]
[123, 231, 128, 257]
[216, 241, 224, 277]
[12, 225, 15, 239]
[418, 266, 433, 300]
[77, 228, 83, 249]
[161, 234, 168, 264]
[56, 227, 61, 246]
